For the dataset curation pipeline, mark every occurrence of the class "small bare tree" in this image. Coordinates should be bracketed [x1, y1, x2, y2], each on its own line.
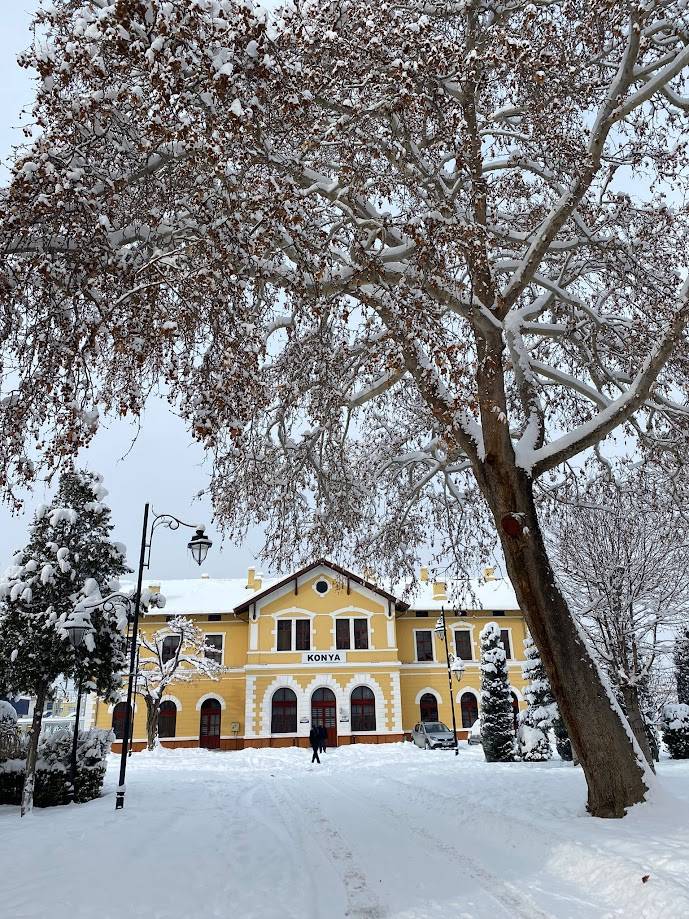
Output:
[552, 473, 689, 766]
[135, 617, 222, 750]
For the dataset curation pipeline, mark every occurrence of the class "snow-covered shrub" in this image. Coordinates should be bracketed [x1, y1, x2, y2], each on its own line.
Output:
[553, 717, 573, 761]
[661, 704, 689, 760]
[0, 701, 20, 761]
[479, 623, 515, 763]
[0, 728, 113, 806]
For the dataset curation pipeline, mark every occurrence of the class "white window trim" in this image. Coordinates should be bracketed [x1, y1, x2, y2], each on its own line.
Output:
[334, 615, 371, 652]
[275, 616, 312, 652]
[457, 688, 480, 729]
[413, 627, 436, 663]
[414, 687, 443, 705]
[312, 577, 332, 596]
[195, 693, 226, 711]
[205, 633, 225, 666]
[451, 626, 475, 661]
[499, 626, 514, 660]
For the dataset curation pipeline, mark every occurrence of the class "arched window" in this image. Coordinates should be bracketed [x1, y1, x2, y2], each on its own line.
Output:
[510, 692, 520, 733]
[271, 688, 297, 734]
[161, 635, 180, 664]
[419, 693, 438, 722]
[112, 702, 131, 740]
[199, 698, 222, 749]
[460, 692, 479, 729]
[159, 701, 177, 739]
[351, 686, 376, 732]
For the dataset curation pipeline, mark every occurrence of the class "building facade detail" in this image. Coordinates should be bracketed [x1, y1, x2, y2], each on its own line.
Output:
[94, 560, 528, 750]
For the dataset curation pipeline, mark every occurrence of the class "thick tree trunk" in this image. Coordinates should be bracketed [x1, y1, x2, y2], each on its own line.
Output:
[620, 683, 654, 770]
[480, 464, 649, 817]
[145, 698, 160, 751]
[21, 684, 47, 817]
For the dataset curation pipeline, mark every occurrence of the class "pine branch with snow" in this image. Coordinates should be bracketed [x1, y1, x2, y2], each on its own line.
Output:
[517, 636, 554, 762]
[479, 623, 515, 763]
[0, 469, 129, 814]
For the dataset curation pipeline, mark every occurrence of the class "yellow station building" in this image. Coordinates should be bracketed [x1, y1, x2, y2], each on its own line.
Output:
[95, 560, 528, 751]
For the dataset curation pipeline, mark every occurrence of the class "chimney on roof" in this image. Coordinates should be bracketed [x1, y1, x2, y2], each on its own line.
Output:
[483, 567, 496, 581]
[432, 580, 447, 601]
[420, 566, 429, 583]
[148, 583, 161, 595]
[200, 573, 210, 580]
[254, 572, 263, 591]
[246, 567, 256, 589]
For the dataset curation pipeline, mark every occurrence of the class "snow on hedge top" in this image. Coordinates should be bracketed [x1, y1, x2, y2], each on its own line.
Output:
[0, 700, 18, 724]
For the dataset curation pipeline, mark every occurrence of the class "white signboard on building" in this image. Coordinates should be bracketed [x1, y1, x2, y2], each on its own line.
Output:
[302, 651, 347, 664]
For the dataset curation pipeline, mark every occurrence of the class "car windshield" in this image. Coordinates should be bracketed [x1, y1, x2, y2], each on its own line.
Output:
[424, 722, 450, 733]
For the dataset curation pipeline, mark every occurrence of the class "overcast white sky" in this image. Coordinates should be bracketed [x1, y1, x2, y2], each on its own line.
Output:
[0, 3, 263, 581]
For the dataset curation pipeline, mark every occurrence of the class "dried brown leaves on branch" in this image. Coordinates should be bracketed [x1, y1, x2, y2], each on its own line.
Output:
[3, 0, 689, 816]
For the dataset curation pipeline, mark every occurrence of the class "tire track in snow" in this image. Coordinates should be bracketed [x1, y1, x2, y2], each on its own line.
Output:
[318, 772, 553, 919]
[272, 775, 388, 919]
[383, 771, 689, 916]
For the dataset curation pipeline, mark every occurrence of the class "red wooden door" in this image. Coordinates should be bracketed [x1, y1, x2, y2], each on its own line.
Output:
[311, 688, 337, 747]
[200, 699, 221, 749]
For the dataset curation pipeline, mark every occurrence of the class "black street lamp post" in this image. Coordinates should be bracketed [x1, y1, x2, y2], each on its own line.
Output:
[435, 607, 465, 756]
[115, 505, 212, 811]
[64, 617, 90, 803]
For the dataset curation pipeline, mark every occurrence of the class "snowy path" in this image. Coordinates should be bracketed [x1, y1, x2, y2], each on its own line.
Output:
[2, 745, 689, 919]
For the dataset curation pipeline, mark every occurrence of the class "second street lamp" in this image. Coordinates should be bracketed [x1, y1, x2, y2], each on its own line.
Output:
[64, 612, 91, 803]
[115, 505, 213, 811]
[435, 607, 463, 756]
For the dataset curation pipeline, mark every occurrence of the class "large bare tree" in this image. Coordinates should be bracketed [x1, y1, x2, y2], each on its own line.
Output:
[551, 471, 689, 765]
[2, 1, 689, 816]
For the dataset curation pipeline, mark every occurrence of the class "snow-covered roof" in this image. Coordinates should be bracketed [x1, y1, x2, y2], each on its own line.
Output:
[138, 565, 519, 616]
[391, 576, 519, 612]
[141, 576, 280, 616]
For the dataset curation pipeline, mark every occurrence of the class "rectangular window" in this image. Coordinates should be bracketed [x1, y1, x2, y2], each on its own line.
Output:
[500, 629, 512, 659]
[295, 619, 310, 651]
[208, 614, 222, 622]
[454, 630, 473, 661]
[492, 610, 505, 617]
[336, 618, 350, 650]
[205, 634, 223, 665]
[415, 630, 434, 662]
[277, 619, 292, 651]
[415, 610, 429, 618]
[353, 618, 368, 650]
[161, 635, 180, 664]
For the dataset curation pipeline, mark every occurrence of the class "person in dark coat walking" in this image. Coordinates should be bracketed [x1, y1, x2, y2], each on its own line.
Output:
[318, 723, 327, 754]
[309, 726, 321, 764]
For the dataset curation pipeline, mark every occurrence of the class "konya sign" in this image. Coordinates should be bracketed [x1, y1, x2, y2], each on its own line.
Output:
[302, 651, 347, 664]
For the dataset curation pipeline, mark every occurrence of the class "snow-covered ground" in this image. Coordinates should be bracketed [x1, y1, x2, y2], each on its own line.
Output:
[2, 744, 689, 919]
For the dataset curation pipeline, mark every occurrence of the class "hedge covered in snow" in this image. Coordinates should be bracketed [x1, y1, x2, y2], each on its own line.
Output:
[0, 727, 113, 806]
[661, 704, 689, 760]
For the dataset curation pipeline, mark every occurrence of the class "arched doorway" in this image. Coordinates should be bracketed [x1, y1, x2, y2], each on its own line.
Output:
[460, 692, 479, 729]
[159, 701, 177, 739]
[311, 688, 337, 748]
[199, 698, 221, 749]
[271, 688, 297, 734]
[351, 686, 376, 732]
[112, 702, 131, 741]
[510, 692, 520, 733]
[419, 693, 439, 723]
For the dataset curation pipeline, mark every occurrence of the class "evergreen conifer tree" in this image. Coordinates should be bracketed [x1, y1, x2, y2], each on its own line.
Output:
[675, 627, 689, 706]
[517, 636, 553, 762]
[0, 470, 129, 814]
[479, 622, 515, 762]
[661, 628, 689, 760]
[553, 715, 574, 761]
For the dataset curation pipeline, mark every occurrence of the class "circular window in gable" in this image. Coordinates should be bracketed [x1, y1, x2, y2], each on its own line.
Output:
[314, 579, 330, 595]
